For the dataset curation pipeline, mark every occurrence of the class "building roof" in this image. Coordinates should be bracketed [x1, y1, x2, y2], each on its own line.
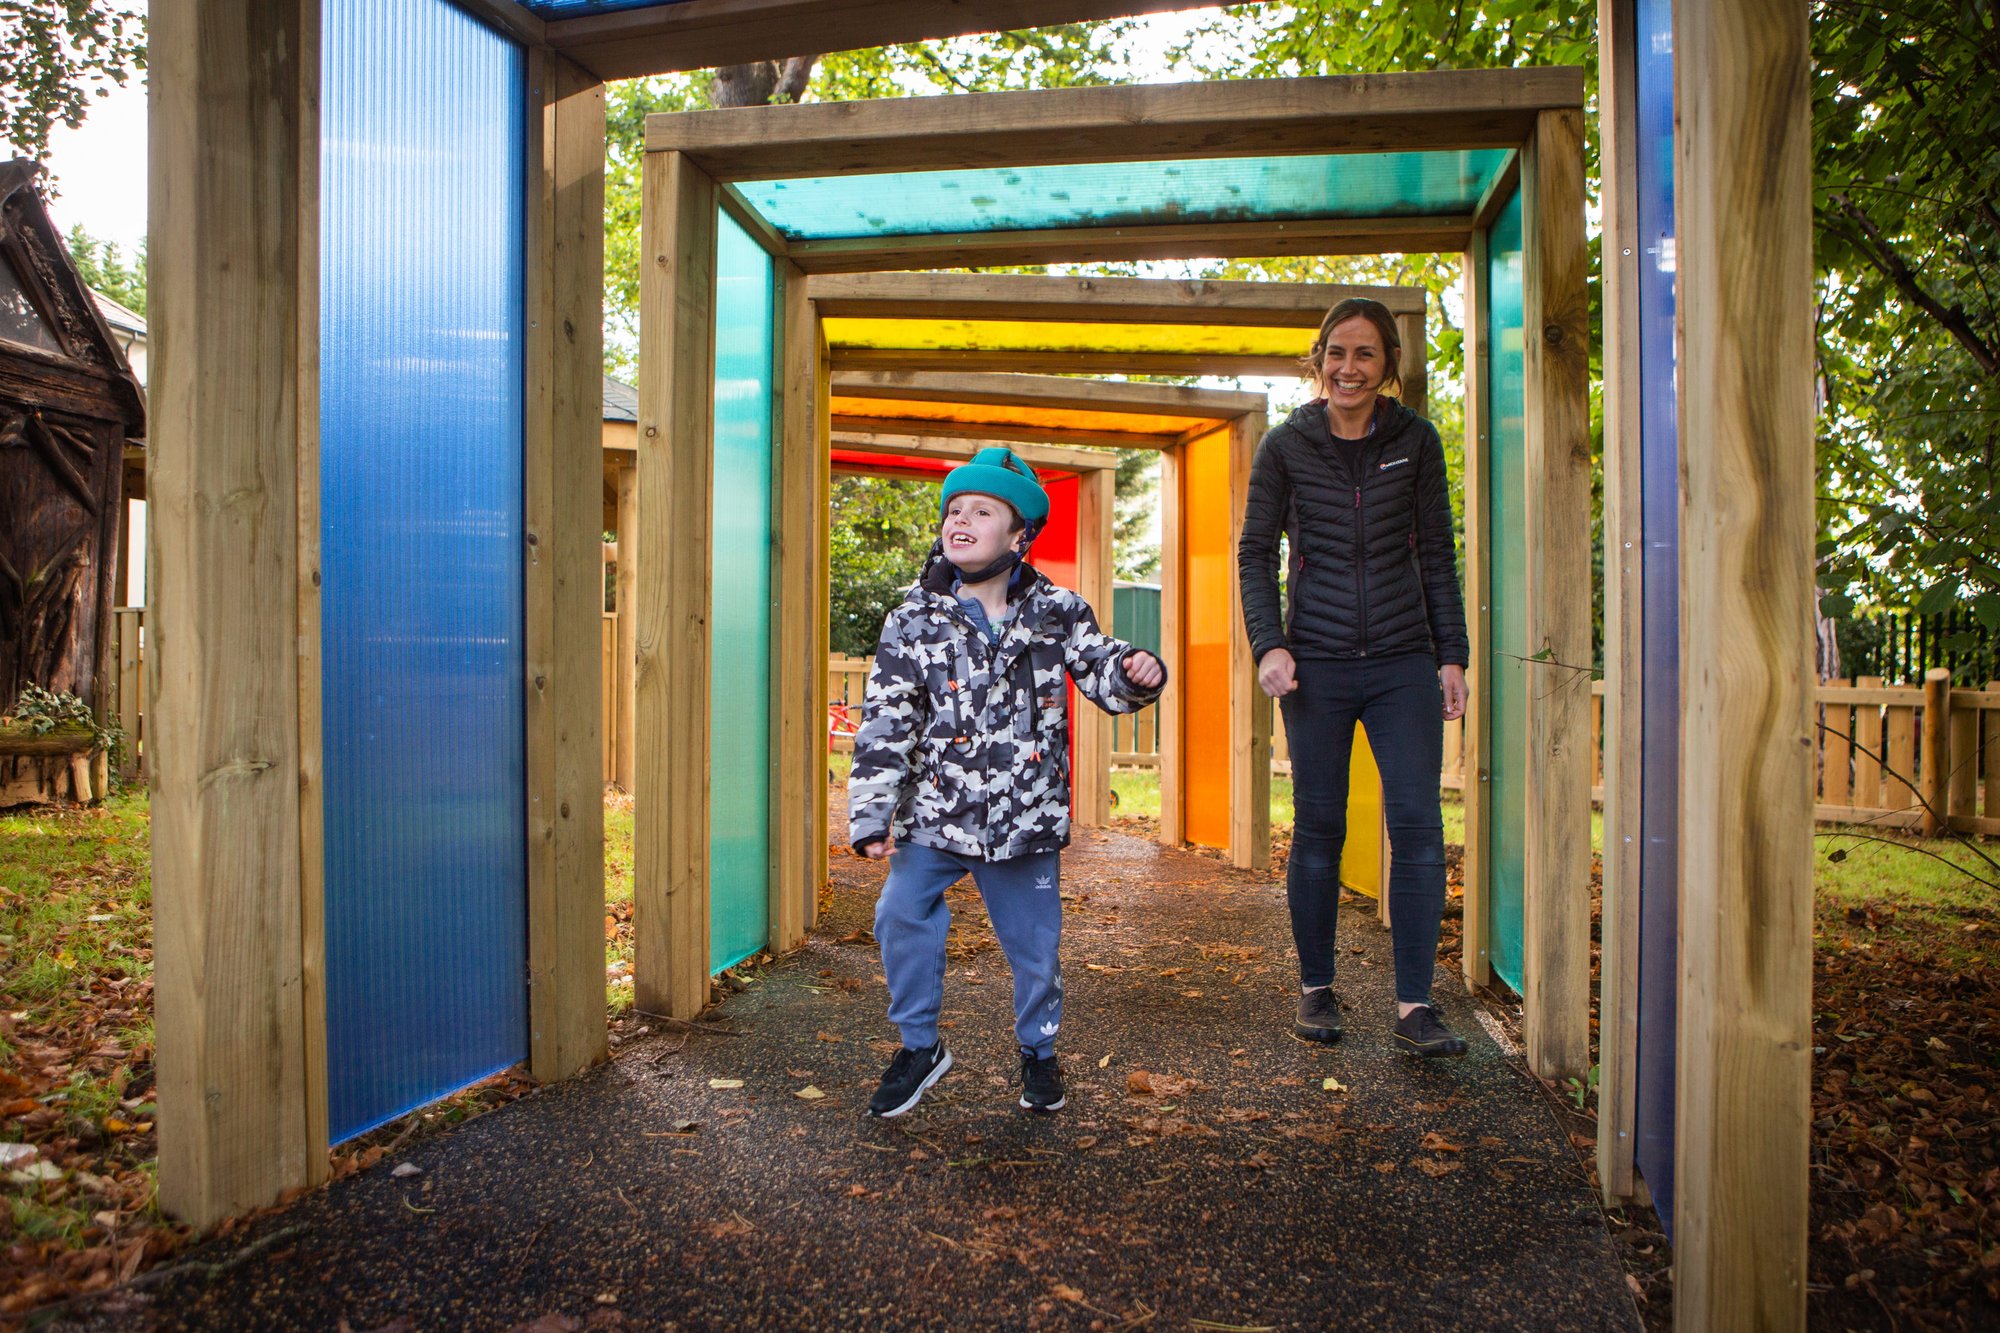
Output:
[603, 373, 638, 423]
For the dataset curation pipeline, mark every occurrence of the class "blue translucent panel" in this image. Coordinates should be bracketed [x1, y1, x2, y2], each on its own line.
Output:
[1484, 188, 1527, 994]
[1633, 0, 1681, 1236]
[710, 213, 775, 972]
[516, 0, 692, 16]
[738, 150, 1512, 241]
[321, 0, 528, 1143]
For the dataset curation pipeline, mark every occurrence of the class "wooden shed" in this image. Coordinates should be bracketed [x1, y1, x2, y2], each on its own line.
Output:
[0, 160, 145, 806]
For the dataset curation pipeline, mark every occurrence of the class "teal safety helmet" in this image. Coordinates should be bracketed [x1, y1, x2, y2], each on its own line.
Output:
[939, 447, 1050, 533]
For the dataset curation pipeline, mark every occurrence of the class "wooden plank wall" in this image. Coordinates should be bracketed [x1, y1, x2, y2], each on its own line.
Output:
[149, 0, 315, 1228]
[1520, 106, 1593, 1081]
[523, 52, 608, 1084]
[1670, 0, 1817, 1323]
[1459, 225, 1494, 992]
[634, 150, 718, 1021]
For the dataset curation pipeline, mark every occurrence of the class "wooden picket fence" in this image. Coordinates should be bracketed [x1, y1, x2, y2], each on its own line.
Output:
[1816, 676, 2000, 835]
[108, 622, 1999, 834]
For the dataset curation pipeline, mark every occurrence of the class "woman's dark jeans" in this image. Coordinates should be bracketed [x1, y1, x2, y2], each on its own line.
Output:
[1278, 652, 1448, 1004]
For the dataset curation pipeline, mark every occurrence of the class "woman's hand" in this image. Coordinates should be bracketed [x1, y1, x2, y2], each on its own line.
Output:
[1258, 648, 1299, 698]
[1440, 664, 1468, 720]
[1123, 650, 1165, 689]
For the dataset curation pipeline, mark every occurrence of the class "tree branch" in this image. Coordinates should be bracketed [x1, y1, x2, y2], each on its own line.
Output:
[1831, 192, 2000, 376]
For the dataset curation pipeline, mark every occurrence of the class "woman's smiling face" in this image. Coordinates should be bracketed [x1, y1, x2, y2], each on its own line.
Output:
[942, 491, 1021, 573]
[1317, 314, 1389, 412]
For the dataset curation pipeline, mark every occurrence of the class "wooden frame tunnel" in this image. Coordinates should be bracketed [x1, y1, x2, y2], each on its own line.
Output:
[153, 7, 1817, 1323]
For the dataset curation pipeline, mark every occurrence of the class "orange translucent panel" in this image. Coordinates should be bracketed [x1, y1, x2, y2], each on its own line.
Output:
[1180, 425, 1233, 851]
[828, 395, 1215, 442]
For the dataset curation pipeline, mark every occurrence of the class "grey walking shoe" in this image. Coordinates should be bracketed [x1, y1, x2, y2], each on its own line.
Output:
[1393, 1004, 1469, 1057]
[1293, 987, 1344, 1043]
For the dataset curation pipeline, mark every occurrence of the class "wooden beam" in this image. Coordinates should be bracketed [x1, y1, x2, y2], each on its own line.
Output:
[150, 0, 313, 1228]
[1670, 3, 1815, 1325]
[644, 68, 1587, 177]
[1471, 148, 1524, 234]
[827, 346, 1322, 379]
[1230, 411, 1272, 871]
[524, 53, 609, 1086]
[1459, 232, 1493, 993]
[635, 150, 719, 1021]
[1158, 447, 1185, 849]
[1073, 468, 1116, 828]
[832, 369, 1266, 419]
[1394, 307, 1428, 418]
[1519, 106, 1593, 1082]
[1594, 0, 1644, 1207]
[831, 431, 1118, 474]
[787, 217, 1476, 275]
[551, 0, 1212, 82]
[807, 273, 1426, 323]
[293, 1, 327, 1192]
[451, 0, 546, 46]
[614, 461, 637, 794]
[811, 320, 832, 928]
[771, 259, 816, 954]
[830, 413, 1173, 452]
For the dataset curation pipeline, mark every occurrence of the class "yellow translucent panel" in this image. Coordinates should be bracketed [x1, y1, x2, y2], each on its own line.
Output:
[1341, 727, 1385, 898]
[827, 395, 1215, 441]
[824, 317, 1314, 359]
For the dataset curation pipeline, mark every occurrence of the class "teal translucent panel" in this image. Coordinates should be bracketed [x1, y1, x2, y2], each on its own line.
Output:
[738, 150, 1511, 241]
[710, 213, 775, 973]
[1485, 189, 1528, 993]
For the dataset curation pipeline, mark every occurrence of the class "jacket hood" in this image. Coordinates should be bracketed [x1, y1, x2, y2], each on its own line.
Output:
[1283, 394, 1418, 448]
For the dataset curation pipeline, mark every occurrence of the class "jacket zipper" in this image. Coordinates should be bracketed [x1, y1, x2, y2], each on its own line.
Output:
[1353, 481, 1370, 656]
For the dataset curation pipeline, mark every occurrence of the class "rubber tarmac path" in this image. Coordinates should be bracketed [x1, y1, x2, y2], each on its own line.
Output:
[125, 818, 1641, 1332]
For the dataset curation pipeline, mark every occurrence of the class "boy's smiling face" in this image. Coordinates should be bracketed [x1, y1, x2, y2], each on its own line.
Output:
[941, 491, 1022, 576]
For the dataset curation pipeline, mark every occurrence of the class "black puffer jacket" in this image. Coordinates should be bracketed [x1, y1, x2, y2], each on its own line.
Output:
[1238, 397, 1469, 668]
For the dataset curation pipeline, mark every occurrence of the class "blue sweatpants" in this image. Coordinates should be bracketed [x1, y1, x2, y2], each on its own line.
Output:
[874, 842, 1064, 1059]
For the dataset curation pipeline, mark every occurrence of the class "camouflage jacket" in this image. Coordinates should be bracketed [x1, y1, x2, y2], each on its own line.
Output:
[848, 550, 1166, 862]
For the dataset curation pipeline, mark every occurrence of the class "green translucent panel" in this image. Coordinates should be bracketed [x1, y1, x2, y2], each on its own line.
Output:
[710, 212, 774, 973]
[739, 150, 1510, 241]
[1485, 189, 1528, 993]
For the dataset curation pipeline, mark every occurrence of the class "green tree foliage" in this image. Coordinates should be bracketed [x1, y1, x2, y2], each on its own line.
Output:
[828, 475, 941, 656]
[64, 223, 143, 315]
[1811, 2, 2000, 635]
[0, 2, 146, 163]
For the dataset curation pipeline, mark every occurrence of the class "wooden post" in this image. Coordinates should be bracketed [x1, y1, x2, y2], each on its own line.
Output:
[1158, 446, 1185, 847]
[811, 320, 832, 927]
[614, 460, 638, 793]
[770, 259, 817, 953]
[149, 0, 316, 1227]
[1520, 105, 1593, 1080]
[1595, 0, 1643, 1203]
[1985, 682, 2000, 827]
[1073, 466, 1116, 828]
[1229, 411, 1271, 871]
[524, 51, 609, 1084]
[635, 149, 718, 1020]
[1947, 692, 1977, 820]
[1921, 667, 1950, 837]
[1672, 1, 1815, 1325]
[1459, 230, 1493, 991]
[1395, 307, 1428, 419]
[115, 608, 143, 780]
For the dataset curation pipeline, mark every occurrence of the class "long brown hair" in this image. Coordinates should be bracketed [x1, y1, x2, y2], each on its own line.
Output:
[1300, 297, 1402, 398]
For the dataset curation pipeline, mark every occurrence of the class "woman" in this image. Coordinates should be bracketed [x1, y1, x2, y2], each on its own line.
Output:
[1237, 296, 1471, 1057]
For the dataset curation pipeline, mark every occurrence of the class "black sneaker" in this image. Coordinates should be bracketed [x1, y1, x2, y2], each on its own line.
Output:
[1017, 1050, 1066, 1112]
[1293, 987, 1344, 1044]
[1394, 1004, 1469, 1058]
[867, 1042, 953, 1117]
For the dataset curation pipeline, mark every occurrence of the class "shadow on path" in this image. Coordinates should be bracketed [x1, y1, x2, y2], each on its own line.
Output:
[136, 821, 1639, 1332]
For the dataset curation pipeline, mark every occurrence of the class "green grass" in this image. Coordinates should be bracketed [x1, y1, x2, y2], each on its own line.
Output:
[0, 790, 153, 1030]
[1812, 824, 2000, 916]
[606, 797, 635, 1014]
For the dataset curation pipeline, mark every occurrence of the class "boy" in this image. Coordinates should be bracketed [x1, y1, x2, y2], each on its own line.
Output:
[848, 447, 1166, 1117]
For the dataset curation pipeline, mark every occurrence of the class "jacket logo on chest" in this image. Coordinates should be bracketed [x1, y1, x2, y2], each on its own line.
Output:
[1379, 456, 1411, 471]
